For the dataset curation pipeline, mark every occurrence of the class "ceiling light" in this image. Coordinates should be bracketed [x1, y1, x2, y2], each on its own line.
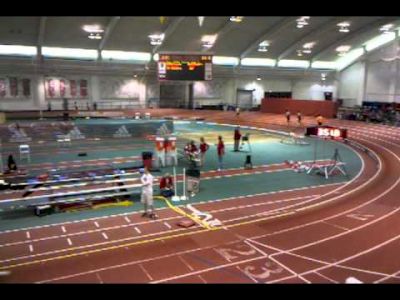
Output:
[336, 45, 351, 56]
[259, 41, 269, 47]
[337, 22, 350, 33]
[258, 46, 268, 52]
[134, 74, 138, 78]
[88, 33, 102, 40]
[296, 16, 310, 28]
[149, 33, 165, 46]
[303, 42, 316, 49]
[83, 25, 104, 33]
[202, 34, 217, 48]
[256, 76, 261, 81]
[302, 49, 312, 54]
[380, 24, 394, 34]
[230, 16, 243, 23]
[297, 50, 303, 56]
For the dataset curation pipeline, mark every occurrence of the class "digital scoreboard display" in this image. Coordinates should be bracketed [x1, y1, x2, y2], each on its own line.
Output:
[158, 53, 213, 81]
[306, 126, 348, 140]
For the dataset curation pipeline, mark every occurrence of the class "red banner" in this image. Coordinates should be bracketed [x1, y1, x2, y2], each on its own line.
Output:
[9, 77, 18, 97]
[59, 79, 66, 97]
[70, 80, 77, 97]
[22, 78, 30, 97]
[0, 79, 6, 97]
[80, 80, 87, 97]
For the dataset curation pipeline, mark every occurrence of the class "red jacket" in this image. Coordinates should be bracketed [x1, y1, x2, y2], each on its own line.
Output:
[217, 141, 225, 156]
[234, 129, 241, 140]
[160, 176, 174, 189]
[200, 142, 209, 153]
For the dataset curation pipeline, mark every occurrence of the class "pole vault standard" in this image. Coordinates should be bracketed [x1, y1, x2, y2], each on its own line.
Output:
[171, 167, 180, 202]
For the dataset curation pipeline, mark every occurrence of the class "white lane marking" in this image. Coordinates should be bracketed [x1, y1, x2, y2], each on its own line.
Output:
[139, 264, 153, 281]
[124, 217, 131, 223]
[198, 274, 207, 283]
[67, 238, 72, 246]
[101, 233, 109, 240]
[26, 231, 30, 239]
[346, 213, 374, 221]
[164, 222, 172, 229]
[321, 221, 349, 231]
[61, 226, 66, 233]
[29, 244, 33, 252]
[314, 271, 339, 283]
[178, 255, 194, 271]
[94, 222, 100, 228]
[134, 227, 141, 234]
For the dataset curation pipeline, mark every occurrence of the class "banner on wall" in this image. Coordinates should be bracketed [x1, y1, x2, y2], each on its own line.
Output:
[0, 77, 31, 99]
[44, 77, 90, 99]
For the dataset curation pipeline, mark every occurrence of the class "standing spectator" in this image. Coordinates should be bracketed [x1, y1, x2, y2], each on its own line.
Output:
[199, 137, 209, 166]
[233, 126, 242, 152]
[316, 114, 324, 126]
[297, 111, 302, 125]
[285, 109, 291, 125]
[47, 101, 52, 111]
[7, 154, 17, 171]
[140, 168, 156, 219]
[93, 102, 97, 111]
[217, 135, 225, 171]
[235, 106, 240, 117]
[87, 102, 90, 111]
[74, 101, 78, 111]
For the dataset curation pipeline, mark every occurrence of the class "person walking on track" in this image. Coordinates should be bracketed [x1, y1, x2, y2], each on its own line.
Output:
[236, 106, 240, 117]
[217, 135, 225, 171]
[140, 167, 157, 219]
[285, 109, 291, 125]
[234, 126, 242, 152]
[199, 137, 209, 166]
[297, 111, 302, 125]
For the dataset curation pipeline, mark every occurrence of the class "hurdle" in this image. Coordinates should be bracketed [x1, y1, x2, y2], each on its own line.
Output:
[171, 167, 180, 202]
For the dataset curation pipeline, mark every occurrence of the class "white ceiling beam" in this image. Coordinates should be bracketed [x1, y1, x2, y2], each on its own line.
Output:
[37, 17, 47, 47]
[277, 17, 342, 60]
[311, 17, 399, 61]
[99, 17, 121, 51]
[239, 17, 297, 59]
[152, 17, 185, 54]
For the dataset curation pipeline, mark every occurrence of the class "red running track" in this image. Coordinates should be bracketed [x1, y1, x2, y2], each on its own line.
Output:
[0, 109, 399, 284]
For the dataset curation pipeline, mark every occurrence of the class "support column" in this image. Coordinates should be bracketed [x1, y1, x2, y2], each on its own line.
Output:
[359, 47, 368, 105]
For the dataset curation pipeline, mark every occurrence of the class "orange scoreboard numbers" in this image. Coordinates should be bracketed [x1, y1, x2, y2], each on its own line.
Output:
[158, 53, 213, 81]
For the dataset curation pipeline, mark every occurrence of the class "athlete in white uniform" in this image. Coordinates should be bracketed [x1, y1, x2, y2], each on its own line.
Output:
[140, 168, 157, 219]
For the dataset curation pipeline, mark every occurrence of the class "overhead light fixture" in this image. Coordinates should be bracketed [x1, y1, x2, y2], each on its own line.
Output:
[230, 16, 243, 23]
[88, 33, 102, 40]
[134, 74, 138, 78]
[296, 16, 310, 28]
[380, 24, 394, 34]
[337, 22, 350, 33]
[149, 33, 165, 46]
[258, 40, 269, 52]
[202, 34, 217, 48]
[256, 76, 261, 81]
[336, 45, 351, 56]
[297, 50, 303, 57]
[83, 25, 104, 33]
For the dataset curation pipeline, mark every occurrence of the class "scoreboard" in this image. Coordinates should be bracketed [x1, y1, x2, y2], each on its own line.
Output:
[305, 126, 348, 140]
[158, 53, 213, 81]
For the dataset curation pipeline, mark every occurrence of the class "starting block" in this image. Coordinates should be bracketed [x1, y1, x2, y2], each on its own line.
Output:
[177, 219, 196, 228]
